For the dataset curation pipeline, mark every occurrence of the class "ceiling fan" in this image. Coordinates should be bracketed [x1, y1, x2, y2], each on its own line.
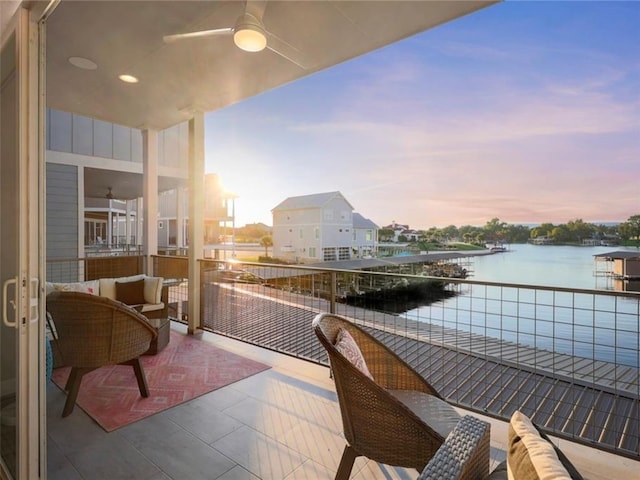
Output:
[163, 0, 307, 69]
[105, 187, 115, 200]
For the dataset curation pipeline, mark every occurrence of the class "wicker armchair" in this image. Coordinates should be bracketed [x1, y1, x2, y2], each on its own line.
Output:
[418, 415, 491, 480]
[313, 313, 463, 480]
[46, 291, 157, 417]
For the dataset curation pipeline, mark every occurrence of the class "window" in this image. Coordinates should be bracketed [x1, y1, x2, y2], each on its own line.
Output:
[309, 247, 316, 258]
[324, 209, 333, 221]
[366, 230, 372, 241]
[315, 227, 320, 239]
[323, 248, 336, 262]
[84, 219, 107, 245]
[338, 247, 350, 260]
[299, 229, 303, 239]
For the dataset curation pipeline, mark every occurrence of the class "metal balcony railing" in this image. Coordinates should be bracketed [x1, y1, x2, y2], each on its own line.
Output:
[47, 255, 640, 460]
[184, 258, 639, 460]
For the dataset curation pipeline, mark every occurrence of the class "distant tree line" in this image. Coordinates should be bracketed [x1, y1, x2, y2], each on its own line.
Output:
[233, 215, 640, 249]
[411, 214, 640, 247]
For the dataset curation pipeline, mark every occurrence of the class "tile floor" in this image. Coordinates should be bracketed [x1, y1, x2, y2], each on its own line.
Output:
[46, 323, 639, 480]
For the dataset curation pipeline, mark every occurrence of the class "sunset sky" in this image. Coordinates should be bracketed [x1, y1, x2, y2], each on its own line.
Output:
[204, 1, 639, 229]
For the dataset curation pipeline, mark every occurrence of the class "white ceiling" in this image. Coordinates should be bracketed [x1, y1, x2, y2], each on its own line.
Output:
[46, 0, 498, 131]
[43, 0, 497, 200]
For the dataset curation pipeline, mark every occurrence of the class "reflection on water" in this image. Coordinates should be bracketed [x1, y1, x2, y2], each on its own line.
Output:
[470, 243, 639, 289]
[405, 244, 640, 367]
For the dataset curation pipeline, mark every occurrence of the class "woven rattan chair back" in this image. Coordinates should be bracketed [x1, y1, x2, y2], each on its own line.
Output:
[313, 313, 452, 479]
[47, 291, 156, 367]
[46, 291, 157, 416]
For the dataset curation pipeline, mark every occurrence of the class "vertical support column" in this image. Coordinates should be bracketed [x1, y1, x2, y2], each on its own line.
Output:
[188, 112, 204, 334]
[176, 187, 185, 249]
[231, 196, 236, 258]
[136, 197, 142, 247]
[125, 200, 131, 248]
[330, 271, 337, 314]
[77, 165, 85, 264]
[143, 129, 158, 275]
[107, 210, 112, 247]
[115, 211, 120, 246]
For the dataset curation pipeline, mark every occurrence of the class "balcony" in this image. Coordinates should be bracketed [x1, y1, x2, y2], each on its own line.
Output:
[45, 256, 640, 479]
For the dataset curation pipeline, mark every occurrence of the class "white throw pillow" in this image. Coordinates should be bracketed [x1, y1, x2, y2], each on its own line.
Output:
[98, 278, 117, 300]
[47, 280, 99, 296]
[143, 276, 163, 304]
[507, 411, 571, 480]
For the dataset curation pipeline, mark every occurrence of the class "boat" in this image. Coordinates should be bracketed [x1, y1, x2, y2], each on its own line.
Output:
[486, 242, 508, 253]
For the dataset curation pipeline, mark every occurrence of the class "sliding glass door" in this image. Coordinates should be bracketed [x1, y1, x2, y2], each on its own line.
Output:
[1, 6, 45, 479]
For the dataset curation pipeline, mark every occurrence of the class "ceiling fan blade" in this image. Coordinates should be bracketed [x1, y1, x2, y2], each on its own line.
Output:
[163, 27, 233, 44]
[244, 0, 268, 21]
[265, 31, 308, 70]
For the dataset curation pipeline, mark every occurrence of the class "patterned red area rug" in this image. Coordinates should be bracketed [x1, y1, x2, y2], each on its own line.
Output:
[51, 331, 270, 432]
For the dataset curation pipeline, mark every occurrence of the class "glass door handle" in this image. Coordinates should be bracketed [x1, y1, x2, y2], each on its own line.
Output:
[30, 277, 39, 324]
[3, 277, 18, 328]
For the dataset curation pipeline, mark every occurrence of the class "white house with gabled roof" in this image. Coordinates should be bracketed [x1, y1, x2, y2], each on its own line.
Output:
[272, 191, 356, 263]
[352, 212, 379, 258]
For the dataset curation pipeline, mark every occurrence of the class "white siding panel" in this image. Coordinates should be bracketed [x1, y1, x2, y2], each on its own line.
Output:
[113, 124, 132, 161]
[46, 163, 78, 259]
[158, 190, 178, 218]
[157, 129, 165, 165]
[162, 124, 180, 167]
[72, 114, 93, 155]
[131, 129, 143, 162]
[49, 109, 72, 152]
[93, 119, 113, 158]
[178, 122, 189, 169]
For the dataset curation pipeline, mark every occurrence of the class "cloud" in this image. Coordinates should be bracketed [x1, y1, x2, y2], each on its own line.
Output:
[205, 5, 639, 228]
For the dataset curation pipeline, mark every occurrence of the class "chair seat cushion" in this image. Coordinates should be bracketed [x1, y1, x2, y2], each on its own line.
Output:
[386, 389, 461, 439]
[139, 302, 165, 313]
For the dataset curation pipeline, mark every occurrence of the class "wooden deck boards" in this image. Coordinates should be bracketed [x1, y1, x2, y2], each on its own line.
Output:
[197, 282, 640, 458]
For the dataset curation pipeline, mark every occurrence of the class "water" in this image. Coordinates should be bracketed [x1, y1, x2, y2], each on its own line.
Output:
[405, 244, 640, 367]
[468, 243, 639, 289]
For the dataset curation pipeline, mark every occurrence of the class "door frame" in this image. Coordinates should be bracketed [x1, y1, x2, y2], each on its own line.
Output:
[1, 4, 47, 479]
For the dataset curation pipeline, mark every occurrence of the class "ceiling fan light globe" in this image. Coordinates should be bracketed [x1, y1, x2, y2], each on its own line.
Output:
[234, 26, 267, 52]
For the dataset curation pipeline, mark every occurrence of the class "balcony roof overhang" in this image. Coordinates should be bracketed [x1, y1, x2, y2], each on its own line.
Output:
[45, 0, 498, 131]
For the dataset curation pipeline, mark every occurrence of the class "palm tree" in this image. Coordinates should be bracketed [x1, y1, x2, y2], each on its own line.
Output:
[260, 235, 273, 257]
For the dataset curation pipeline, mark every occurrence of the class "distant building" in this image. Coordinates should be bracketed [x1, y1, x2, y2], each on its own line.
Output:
[352, 213, 379, 258]
[272, 191, 378, 263]
[381, 221, 421, 242]
[583, 234, 620, 246]
[46, 107, 188, 257]
[157, 173, 234, 247]
[595, 251, 640, 280]
[531, 236, 554, 245]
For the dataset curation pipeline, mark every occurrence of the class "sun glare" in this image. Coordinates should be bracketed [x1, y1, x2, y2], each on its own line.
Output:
[214, 172, 273, 227]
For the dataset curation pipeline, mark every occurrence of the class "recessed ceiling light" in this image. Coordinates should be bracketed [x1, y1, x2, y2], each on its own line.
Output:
[68, 56, 97, 70]
[119, 74, 139, 84]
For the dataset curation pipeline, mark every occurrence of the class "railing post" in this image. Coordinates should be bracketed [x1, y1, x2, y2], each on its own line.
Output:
[330, 271, 337, 314]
